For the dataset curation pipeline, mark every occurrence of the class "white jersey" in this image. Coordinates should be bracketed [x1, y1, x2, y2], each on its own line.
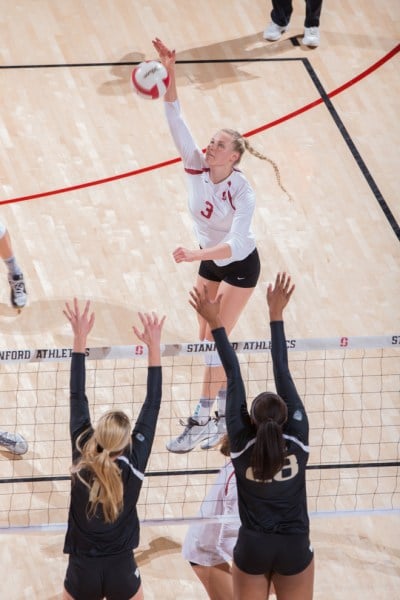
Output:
[164, 101, 257, 267]
[182, 461, 239, 566]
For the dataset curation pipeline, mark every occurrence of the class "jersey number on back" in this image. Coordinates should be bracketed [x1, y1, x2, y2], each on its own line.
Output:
[245, 454, 299, 483]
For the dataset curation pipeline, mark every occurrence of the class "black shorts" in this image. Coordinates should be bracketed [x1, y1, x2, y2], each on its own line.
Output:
[233, 526, 314, 576]
[198, 248, 260, 289]
[64, 550, 141, 600]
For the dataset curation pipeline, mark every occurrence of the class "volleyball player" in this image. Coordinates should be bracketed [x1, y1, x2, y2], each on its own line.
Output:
[62, 299, 165, 600]
[0, 223, 29, 446]
[0, 221, 27, 308]
[182, 435, 238, 599]
[189, 273, 314, 600]
[153, 37, 288, 454]
[183, 434, 276, 599]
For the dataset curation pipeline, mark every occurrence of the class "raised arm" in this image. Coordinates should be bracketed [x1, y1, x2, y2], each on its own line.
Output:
[133, 311, 165, 368]
[63, 299, 95, 450]
[130, 312, 166, 472]
[152, 37, 204, 170]
[152, 37, 177, 102]
[189, 287, 252, 449]
[267, 273, 308, 433]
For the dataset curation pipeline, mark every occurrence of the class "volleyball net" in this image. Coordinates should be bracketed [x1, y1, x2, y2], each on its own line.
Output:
[0, 334, 399, 530]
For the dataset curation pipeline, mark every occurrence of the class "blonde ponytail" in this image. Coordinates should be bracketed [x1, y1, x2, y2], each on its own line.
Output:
[71, 411, 131, 523]
[243, 139, 292, 202]
[222, 128, 292, 201]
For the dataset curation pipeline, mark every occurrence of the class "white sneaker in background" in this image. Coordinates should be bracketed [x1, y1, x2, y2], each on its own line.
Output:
[8, 272, 27, 308]
[303, 27, 320, 47]
[166, 417, 218, 453]
[263, 21, 288, 41]
[200, 413, 227, 450]
[0, 430, 28, 455]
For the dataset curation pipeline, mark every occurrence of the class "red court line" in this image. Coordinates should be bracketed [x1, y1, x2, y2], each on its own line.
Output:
[1, 43, 399, 207]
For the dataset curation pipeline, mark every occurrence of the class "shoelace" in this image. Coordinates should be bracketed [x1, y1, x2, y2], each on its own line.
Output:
[175, 419, 192, 442]
[11, 280, 25, 295]
[175, 417, 209, 442]
[0, 433, 16, 446]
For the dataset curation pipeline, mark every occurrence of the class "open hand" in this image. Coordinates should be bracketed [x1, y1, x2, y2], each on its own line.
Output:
[133, 312, 166, 348]
[189, 285, 222, 329]
[152, 37, 176, 70]
[267, 272, 295, 320]
[63, 298, 95, 352]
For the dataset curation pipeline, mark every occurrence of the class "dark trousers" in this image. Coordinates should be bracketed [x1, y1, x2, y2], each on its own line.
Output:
[271, 0, 323, 27]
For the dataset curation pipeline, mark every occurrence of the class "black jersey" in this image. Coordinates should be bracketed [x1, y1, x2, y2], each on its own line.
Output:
[63, 352, 162, 557]
[212, 321, 310, 535]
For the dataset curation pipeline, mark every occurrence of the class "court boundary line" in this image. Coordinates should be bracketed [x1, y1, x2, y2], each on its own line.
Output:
[1, 43, 398, 239]
[301, 58, 399, 239]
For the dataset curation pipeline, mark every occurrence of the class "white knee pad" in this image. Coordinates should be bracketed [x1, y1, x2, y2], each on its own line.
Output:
[204, 350, 222, 368]
[0, 220, 6, 239]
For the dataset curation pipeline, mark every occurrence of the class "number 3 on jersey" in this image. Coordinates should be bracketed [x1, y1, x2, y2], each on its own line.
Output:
[201, 200, 214, 219]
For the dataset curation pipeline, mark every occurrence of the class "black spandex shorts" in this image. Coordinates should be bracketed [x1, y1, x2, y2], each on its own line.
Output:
[233, 526, 314, 576]
[64, 550, 141, 600]
[198, 248, 260, 289]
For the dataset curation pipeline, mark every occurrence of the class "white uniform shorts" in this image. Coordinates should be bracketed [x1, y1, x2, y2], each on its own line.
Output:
[182, 461, 239, 566]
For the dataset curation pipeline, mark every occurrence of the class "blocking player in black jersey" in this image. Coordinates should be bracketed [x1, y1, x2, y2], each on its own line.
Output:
[62, 299, 165, 600]
[189, 273, 314, 600]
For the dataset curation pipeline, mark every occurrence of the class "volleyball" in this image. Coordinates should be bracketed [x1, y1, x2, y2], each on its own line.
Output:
[131, 60, 170, 100]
